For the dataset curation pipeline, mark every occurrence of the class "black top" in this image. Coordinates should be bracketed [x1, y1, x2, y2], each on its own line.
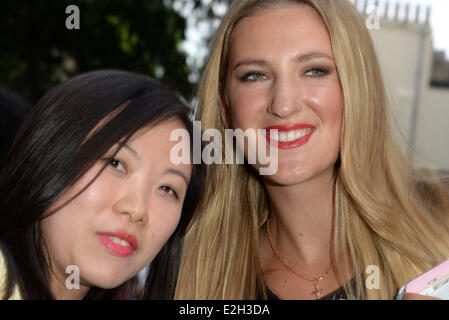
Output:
[265, 278, 355, 300]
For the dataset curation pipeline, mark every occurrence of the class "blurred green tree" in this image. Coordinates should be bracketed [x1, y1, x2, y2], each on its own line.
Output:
[0, 0, 193, 104]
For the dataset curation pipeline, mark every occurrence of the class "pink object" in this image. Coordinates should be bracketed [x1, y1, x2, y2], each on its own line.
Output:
[398, 259, 449, 299]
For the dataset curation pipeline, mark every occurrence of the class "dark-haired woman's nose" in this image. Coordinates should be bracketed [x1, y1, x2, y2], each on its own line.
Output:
[112, 190, 149, 225]
[268, 77, 303, 119]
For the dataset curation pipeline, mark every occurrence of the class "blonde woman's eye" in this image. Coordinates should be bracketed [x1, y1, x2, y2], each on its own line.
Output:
[305, 67, 328, 77]
[239, 72, 267, 82]
[160, 186, 179, 199]
[104, 158, 126, 173]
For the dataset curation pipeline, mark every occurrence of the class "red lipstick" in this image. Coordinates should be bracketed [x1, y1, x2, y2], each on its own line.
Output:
[264, 124, 316, 149]
[97, 232, 138, 257]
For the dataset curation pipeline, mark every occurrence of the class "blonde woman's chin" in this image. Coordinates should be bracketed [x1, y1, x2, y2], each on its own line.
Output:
[260, 162, 335, 188]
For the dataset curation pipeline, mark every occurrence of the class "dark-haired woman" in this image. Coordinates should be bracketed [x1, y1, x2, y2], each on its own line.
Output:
[0, 70, 204, 300]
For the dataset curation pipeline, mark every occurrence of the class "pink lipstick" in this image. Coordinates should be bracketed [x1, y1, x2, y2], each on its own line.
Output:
[97, 232, 138, 257]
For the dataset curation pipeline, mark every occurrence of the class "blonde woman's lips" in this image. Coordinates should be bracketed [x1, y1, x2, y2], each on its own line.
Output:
[264, 124, 316, 149]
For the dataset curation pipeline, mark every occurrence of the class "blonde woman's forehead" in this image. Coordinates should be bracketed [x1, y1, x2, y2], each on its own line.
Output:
[228, 5, 332, 65]
[234, 0, 318, 24]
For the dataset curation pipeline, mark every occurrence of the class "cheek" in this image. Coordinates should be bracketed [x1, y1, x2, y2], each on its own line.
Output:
[41, 213, 69, 255]
[228, 86, 267, 130]
[60, 180, 113, 226]
[43, 191, 103, 242]
[317, 102, 343, 163]
[143, 202, 182, 255]
[157, 205, 182, 238]
[74, 181, 112, 213]
[40, 198, 88, 271]
[42, 172, 116, 255]
[50, 164, 111, 212]
[313, 83, 343, 136]
[327, 98, 343, 141]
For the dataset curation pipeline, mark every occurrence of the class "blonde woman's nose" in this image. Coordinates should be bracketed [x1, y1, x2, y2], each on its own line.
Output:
[268, 77, 303, 118]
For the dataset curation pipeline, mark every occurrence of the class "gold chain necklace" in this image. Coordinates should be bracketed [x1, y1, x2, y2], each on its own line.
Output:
[265, 217, 332, 299]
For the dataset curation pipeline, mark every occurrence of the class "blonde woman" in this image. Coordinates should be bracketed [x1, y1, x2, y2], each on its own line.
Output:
[175, 0, 449, 300]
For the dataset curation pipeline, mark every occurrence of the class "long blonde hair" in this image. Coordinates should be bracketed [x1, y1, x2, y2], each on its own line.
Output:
[175, 0, 449, 299]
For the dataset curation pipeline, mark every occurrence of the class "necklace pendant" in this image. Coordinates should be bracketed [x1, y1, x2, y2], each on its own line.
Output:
[265, 218, 332, 300]
[312, 278, 324, 299]
[312, 288, 323, 299]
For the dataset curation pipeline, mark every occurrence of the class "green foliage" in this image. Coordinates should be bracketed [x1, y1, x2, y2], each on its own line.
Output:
[0, 0, 193, 103]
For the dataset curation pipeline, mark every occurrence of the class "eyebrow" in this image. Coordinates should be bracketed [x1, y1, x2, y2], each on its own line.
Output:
[232, 52, 334, 70]
[164, 168, 190, 186]
[294, 52, 333, 63]
[122, 144, 141, 160]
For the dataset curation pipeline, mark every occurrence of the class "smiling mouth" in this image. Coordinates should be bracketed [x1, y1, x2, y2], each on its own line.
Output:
[267, 128, 315, 142]
[264, 126, 316, 149]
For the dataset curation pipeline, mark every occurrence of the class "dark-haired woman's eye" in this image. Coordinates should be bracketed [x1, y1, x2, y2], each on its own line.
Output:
[160, 185, 179, 199]
[305, 67, 328, 78]
[104, 158, 127, 174]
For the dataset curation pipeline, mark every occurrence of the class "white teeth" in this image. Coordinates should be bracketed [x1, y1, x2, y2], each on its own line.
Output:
[296, 129, 311, 139]
[288, 131, 296, 142]
[279, 132, 288, 142]
[271, 128, 313, 142]
[109, 236, 131, 247]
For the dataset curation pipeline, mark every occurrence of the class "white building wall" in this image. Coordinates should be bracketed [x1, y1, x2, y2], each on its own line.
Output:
[367, 14, 449, 171]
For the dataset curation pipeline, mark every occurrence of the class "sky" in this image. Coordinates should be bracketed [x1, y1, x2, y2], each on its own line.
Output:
[178, 0, 449, 76]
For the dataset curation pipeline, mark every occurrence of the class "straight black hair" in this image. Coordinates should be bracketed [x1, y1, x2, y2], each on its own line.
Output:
[0, 69, 204, 299]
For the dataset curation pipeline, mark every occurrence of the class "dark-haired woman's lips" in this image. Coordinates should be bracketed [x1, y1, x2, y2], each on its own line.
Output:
[97, 231, 138, 257]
